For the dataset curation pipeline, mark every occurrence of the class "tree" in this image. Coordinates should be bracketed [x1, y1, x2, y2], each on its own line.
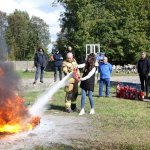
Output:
[5, 10, 51, 60]
[0, 11, 8, 60]
[30, 16, 51, 50]
[6, 10, 31, 60]
[57, 0, 150, 64]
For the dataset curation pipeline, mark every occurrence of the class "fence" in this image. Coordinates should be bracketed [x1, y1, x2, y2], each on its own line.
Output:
[7, 61, 54, 71]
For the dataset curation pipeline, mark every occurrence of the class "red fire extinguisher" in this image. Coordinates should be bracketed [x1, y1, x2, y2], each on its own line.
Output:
[72, 68, 80, 82]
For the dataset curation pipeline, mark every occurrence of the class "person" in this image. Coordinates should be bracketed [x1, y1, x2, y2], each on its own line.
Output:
[33, 47, 48, 84]
[98, 56, 112, 97]
[65, 46, 75, 58]
[137, 52, 150, 97]
[62, 52, 80, 113]
[78, 53, 97, 115]
[53, 49, 63, 82]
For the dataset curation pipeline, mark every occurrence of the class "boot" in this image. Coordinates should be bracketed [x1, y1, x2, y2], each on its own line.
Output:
[33, 80, 37, 85]
[66, 108, 72, 113]
[71, 104, 76, 111]
[40, 80, 44, 83]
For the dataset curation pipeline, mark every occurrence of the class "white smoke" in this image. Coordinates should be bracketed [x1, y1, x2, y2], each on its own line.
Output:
[29, 72, 73, 116]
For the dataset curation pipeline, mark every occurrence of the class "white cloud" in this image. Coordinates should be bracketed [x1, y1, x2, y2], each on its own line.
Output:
[0, 0, 64, 42]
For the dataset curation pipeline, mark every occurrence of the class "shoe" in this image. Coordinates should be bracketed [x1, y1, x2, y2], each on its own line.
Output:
[71, 104, 80, 112]
[79, 109, 85, 116]
[90, 109, 95, 115]
[66, 108, 73, 113]
[33, 81, 37, 84]
[106, 95, 109, 97]
[40, 80, 44, 83]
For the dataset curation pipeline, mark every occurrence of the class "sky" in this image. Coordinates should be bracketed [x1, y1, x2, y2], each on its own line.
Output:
[0, 0, 64, 52]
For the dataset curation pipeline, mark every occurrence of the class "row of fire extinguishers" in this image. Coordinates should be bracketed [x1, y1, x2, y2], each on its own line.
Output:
[116, 83, 145, 101]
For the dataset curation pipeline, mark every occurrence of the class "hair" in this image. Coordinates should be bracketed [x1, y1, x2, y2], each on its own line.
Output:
[141, 51, 146, 55]
[85, 53, 96, 70]
[37, 47, 44, 52]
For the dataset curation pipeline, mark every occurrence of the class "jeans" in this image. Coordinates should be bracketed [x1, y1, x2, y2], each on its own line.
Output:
[81, 89, 94, 109]
[35, 65, 45, 81]
[54, 66, 62, 81]
[99, 78, 110, 96]
[139, 74, 148, 96]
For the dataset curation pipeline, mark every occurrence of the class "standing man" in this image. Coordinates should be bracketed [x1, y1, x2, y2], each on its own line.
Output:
[53, 49, 63, 82]
[33, 47, 48, 85]
[137, 52, 150, 97]
[62, 53, 80, 113]
[98, 57, 112, 97]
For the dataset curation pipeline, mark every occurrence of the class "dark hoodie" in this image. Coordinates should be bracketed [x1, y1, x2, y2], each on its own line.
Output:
[137, 58, 150, 75]
[34, 48, 48, 68]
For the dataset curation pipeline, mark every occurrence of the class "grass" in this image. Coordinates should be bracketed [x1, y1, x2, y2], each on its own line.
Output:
[16, 70, 54, 79]
[22, 82, 150, 149]
[16, 70, 138, 79]
[22, 91, 41, 105]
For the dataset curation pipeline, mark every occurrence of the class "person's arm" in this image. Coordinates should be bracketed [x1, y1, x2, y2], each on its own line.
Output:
[34, 53, 38, 67]
[62, 61, 68, 75]
[110, 64, 112, 74]
[78, 63, 85, 69]
[81, 67, 96, 81]
[147, 59, 150, 73]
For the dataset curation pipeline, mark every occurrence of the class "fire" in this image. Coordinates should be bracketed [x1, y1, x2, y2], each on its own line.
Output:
[0, 63, 40, 134]
[0, 95, 40, 133]
[0, 67, 4, 76]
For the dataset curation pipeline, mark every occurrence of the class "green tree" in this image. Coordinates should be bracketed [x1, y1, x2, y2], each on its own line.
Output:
[6, 10, 31, 60]
[57, 0, 150, 64]
[30, 16, 51, 50]
[5, 10, 51, 60]
[0, 11, 8, 60]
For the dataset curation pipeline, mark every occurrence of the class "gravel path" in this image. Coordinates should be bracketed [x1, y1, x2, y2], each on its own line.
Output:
[111, 76, 140, 83]
[19, 76, 140, 92]
[0, 115, 88, 150]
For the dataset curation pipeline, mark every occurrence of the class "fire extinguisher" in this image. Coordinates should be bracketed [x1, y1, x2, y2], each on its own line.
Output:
[72, 68, 80, 82]
[138, 91, 144, 101]
[116, 83, 121, 97]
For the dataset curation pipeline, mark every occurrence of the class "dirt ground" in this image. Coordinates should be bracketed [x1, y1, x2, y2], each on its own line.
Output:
[0, 115, 88, 150]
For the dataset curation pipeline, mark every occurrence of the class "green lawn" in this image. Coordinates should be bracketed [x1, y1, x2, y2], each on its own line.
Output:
[16, 70, 138, 79]
[22, 82, 150, 149]
[17, 70, 54, 79]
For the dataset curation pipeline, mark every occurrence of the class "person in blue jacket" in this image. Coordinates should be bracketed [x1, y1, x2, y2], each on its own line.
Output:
[98, 56, 112, 97]
[53, 49, 63, 82]
[33, 47, 48, 84]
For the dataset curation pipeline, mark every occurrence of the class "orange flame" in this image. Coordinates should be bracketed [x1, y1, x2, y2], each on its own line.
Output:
[0, 95, 40, 133]
[0, 67, 4, 76]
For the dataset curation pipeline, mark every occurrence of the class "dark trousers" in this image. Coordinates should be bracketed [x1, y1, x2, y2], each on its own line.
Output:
[139, 74, 148, 96]
[35, 65, 45, 81]
[54, 66, 62, 81]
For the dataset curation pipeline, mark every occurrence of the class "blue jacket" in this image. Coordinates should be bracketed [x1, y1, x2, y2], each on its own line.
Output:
[53, 53, 63, 67]
[98, 62, 112, 79]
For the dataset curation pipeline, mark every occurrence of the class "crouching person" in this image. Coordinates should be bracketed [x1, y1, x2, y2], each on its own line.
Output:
[62, 53, 80, 113]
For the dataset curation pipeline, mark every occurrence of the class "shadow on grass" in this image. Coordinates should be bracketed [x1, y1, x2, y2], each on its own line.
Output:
[48, 104, 65, 112]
